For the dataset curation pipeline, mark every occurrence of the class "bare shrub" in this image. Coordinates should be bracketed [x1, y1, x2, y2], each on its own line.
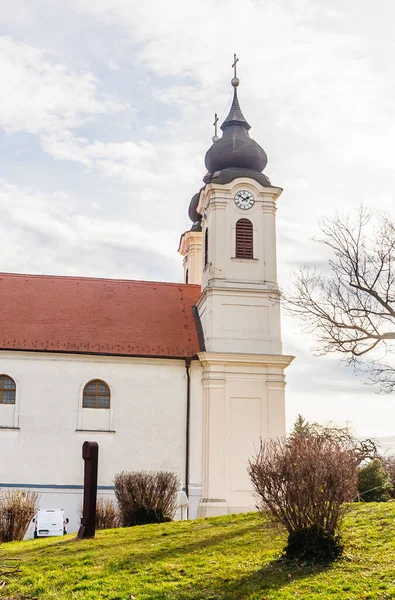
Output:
[114, 471, 179, 527]
[0, 490, 39, 542]
[289, 414, 378, 460]
[95, 497, 120, 530]
[248, 434, 362, 563]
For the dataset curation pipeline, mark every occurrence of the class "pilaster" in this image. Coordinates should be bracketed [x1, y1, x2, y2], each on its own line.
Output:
[178, 230, 203, 285]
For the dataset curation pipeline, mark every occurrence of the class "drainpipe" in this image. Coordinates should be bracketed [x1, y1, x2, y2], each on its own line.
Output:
[185, 358, 191, 501]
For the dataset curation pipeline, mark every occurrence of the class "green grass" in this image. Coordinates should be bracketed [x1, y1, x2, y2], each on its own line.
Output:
[2, 503, 395, 599]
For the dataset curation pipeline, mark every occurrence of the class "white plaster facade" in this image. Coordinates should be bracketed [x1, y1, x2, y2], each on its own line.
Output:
[0, 351, 203, 533]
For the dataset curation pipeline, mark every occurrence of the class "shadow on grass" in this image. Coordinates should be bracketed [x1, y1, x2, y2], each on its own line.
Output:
[12, 521, 263, 564]
[6, 520, 336, 600]
[105, 523, 264, 570]
[159, 557, 331, 600]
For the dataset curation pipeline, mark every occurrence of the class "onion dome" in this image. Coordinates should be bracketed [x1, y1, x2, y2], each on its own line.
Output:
[188, 191, 202, 231]
[188, 192, 200, 222]
[204, 78, 267, 175]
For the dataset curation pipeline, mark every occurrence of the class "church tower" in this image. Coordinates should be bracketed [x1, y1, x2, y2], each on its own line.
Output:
[180, 57, 293, 517]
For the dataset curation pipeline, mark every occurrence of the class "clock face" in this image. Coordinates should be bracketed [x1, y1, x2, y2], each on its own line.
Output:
[234, 190, 255, 210]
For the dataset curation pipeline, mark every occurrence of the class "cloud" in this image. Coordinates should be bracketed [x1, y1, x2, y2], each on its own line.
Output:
[0, 179, 180, 280]
[0, 36, 124, 136]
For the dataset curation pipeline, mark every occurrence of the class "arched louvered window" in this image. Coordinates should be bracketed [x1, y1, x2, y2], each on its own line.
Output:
[0, 375, 16, 405]
[83, 379, 110, 409]
[235, 218, 254, 259]
[204, 228, 209, 268]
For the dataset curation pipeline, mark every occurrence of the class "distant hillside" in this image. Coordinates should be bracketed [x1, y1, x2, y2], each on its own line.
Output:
[3, 504, 395, 599]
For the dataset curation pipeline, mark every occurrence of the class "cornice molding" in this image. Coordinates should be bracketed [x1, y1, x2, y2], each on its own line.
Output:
[198, 351, 294, 369]
[198, 179, 283, 215]
[178, 230, 203, 256]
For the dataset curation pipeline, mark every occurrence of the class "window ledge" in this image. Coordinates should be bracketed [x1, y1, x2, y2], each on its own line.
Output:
[75, 429, 116, 434]
[0, 426, 20, 431]
[231, 257, 258, 262]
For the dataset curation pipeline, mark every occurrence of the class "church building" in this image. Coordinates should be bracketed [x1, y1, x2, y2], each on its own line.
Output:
[0, 62, 293, 533]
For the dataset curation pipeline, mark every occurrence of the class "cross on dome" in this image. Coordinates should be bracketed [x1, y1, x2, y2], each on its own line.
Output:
[212, 113, 219, 143]
[231, 53, 240, 87]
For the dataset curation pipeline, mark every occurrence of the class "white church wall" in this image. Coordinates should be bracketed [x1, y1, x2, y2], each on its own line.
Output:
[0, 351, 204, 531]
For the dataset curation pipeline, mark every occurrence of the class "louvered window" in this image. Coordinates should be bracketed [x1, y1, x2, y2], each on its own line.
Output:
[83, 379, 111, 409]
[204, 228, 209, 268]
[235, 219, 253, 258]
[0, 375, 16, 404]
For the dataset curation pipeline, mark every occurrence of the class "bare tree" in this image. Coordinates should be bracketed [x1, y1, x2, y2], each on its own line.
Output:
[285, 207, 395, 392]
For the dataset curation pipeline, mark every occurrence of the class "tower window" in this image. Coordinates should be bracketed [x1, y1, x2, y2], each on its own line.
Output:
[204, 228, 209, 268]
[186, 269, 189, 284]
[83, 379, 110, 409]
[0, 375, 16, 404]
[235, 219, 253, 259]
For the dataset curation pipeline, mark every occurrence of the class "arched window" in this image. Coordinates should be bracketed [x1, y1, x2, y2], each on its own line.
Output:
[83, 380, 110, 409]
[204, 228, 209, 267]
[0, 375, 16, 404]
[235, 218, 253, 259]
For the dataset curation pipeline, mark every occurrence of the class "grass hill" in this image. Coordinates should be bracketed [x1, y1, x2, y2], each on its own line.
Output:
[2, 503, 395, 599]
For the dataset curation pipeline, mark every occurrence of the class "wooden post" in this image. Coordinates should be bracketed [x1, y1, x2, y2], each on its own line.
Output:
[77, 441, 98, 539]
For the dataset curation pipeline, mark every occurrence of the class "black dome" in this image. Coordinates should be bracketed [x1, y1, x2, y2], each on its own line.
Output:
[204, 88, 267, 175]
[188, 192, 201, 222]
[205, 126, 267, 173]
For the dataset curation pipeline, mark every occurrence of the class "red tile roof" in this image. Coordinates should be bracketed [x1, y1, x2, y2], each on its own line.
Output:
[0, 273, 202, 358]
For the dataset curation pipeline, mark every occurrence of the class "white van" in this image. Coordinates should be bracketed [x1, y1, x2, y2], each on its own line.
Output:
[32, 509, 69, 538]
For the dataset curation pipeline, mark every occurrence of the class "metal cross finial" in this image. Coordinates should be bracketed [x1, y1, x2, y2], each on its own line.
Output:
[232, 53, 239, 78]
[212, 112, 219, 143]
[231, 54, 240, 87]
[213, 113, 219, 137]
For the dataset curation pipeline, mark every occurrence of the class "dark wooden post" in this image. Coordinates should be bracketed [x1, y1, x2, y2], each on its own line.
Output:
[77, 441, 99, 539]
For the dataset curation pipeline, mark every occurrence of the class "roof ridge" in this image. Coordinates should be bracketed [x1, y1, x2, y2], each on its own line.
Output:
[0, 272, 201, 288]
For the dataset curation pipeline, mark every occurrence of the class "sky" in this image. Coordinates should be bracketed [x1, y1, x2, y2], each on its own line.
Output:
[1, 0, 395, 446]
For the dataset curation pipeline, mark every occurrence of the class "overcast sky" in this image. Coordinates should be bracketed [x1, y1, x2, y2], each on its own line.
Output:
[1, 0, 395, 446]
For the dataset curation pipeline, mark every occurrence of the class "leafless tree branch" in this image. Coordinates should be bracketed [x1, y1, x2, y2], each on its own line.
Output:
[284, 207, 395, 392]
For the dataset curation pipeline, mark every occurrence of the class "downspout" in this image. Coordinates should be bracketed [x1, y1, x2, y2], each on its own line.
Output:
[185, 358, 191, 500]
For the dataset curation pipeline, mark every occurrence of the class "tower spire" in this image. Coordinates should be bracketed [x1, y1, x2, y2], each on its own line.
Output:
[221, 54, 250, 131]
[204, 54, 267, 176]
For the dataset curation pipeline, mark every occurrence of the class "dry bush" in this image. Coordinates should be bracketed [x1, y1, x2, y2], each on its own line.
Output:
[0, 490, 39, 542]
[248, 435, 361, 563]
[95, 497, 120, 530]
[114, 471, 179, 527]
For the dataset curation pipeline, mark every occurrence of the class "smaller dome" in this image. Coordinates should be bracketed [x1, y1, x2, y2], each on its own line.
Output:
[188, 192, 202, 223]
